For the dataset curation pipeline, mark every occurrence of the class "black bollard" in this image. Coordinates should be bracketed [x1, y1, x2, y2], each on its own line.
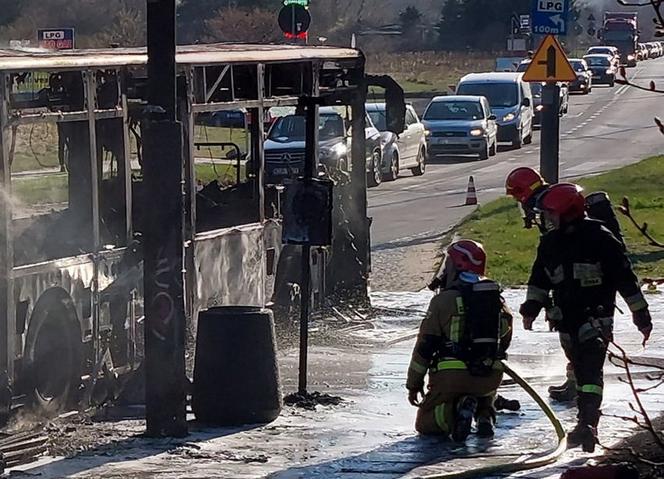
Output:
[193, 307, 282, 426]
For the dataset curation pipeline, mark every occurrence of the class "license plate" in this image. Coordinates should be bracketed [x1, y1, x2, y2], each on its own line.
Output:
[273, 167, 298, 175]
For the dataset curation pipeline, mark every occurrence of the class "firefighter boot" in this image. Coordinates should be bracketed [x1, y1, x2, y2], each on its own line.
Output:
[494, 394, 521, 412]
[476, 416, 495, 438]
[567, 423, 598, 453]
[452, 396, 477, 443]
[548, 379, 577, 402]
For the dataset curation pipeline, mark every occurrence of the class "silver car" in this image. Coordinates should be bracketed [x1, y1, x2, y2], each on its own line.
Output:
[366, 103, 427, 180]
[422, 95, 498, 160]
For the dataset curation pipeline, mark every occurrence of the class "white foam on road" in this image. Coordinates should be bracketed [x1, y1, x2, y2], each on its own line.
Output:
[16, 286, 664, 478]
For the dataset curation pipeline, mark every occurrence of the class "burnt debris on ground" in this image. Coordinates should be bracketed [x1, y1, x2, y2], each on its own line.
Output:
[283, 391, 344, 410]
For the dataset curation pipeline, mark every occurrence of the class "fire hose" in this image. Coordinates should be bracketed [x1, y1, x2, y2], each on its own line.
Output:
[417, 361, 567, 479]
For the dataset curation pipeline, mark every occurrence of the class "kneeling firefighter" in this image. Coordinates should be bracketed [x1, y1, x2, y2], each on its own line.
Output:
[505, 167, 626, 403]
[520, 183, 653, 452]
[408, 240, 513, 441]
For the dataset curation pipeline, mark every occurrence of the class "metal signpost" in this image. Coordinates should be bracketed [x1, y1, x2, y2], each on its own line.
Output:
[531, 0, 569, 36]
[523, 35, 576, 184]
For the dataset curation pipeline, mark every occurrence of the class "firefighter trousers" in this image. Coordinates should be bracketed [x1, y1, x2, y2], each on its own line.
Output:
[415, 368, 503, 436]
[568, 335, 608, 427]
[559, 333, 576, 384]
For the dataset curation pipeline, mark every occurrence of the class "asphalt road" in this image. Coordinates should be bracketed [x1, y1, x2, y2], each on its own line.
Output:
[368, 58, 664, 249]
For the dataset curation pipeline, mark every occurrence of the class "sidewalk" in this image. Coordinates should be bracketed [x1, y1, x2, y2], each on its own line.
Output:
[11, 288, 664, 479]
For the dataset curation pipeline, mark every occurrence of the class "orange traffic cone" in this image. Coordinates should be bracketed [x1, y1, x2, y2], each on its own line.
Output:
[465, 176, 478, 206]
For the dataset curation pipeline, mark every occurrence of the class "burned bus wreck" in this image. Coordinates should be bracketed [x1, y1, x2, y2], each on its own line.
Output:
[0, 44, 392, 423]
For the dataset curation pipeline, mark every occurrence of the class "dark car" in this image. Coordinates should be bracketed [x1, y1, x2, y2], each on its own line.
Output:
[568, 59, 593, 94]
[530, 81, 569, 127]
[583, 54, 617, 86]
[200, 109, 247, 128]
[264, 107, 383, 187]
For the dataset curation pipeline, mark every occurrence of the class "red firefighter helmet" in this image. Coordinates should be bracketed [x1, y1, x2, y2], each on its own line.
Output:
[447, 240, 487, 275]
[537, 183, 585, 224]
[505, 167, 546, 204]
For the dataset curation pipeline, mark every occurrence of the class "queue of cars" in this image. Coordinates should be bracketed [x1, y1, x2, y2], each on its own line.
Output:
[262, 104, 428, 188]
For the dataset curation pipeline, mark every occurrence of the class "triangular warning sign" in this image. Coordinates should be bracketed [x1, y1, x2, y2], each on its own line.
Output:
[523, 35, 576, 83]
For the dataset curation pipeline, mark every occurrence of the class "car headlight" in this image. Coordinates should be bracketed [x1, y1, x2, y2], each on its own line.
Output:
[469, 128, 484, 137]
[503, 113, 515, 122]
[536, 105, 544, 112]
[628, 54, 635, 60]
[606, 69, 613, 74]
[424, 130, 431, 137]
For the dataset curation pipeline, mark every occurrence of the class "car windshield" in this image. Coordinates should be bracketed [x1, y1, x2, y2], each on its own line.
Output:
[268, 113, 345, 142]
[424, 101, 483, 121]
[604, 30, 634, 42]
[456, 83, 518, 108]
[589, 48, 611, 56]
[570, 61, 586, 72]
[585, 57, 610, 66]
[368, 110, 387, 131]
[530, 82, 543, 97]
[516, 62, 530, 72]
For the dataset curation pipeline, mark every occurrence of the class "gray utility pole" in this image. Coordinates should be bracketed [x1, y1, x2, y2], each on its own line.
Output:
[540, 82, 561, 184]
[144, 0, 188, 438]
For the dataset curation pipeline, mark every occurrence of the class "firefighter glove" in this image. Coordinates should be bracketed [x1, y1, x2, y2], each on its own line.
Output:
[632, 308, 653, 346]
[408, 388, 424, 407]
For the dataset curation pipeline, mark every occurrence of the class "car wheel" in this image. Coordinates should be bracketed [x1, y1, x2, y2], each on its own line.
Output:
[489, 140, 497, 156]
[479, 143, 489, 160]
[386, 152, 399, 181]
[512, 130, 523, 149]
[524, 131, 533, 145]
[367, 150, 382, 188]
[410, 147, 426, 176]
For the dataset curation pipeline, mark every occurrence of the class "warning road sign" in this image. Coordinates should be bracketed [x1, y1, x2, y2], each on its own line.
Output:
[522, 35, 576, 82]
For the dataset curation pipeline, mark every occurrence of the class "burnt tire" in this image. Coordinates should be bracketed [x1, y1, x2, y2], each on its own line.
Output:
[23, 303, 82, 416]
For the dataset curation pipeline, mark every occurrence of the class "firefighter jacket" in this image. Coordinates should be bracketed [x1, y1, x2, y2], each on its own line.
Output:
[520, 218, 648, 334]
[407, 274, 513, 391]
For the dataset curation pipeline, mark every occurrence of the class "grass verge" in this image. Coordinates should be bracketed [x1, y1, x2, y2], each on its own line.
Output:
[443, 156, 664, 286]
[366, 51, 496, 94]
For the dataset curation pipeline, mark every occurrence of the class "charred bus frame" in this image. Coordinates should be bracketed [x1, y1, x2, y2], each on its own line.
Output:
[0, 44, 370, 422]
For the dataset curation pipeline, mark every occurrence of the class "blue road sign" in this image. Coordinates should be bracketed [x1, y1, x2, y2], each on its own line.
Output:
[531, 0, 569, 36]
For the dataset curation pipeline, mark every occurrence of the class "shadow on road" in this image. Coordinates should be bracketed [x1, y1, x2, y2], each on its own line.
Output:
[26, 419, 262, 478]
[265, 436, 455, 479]
[427, 155, 481, 164]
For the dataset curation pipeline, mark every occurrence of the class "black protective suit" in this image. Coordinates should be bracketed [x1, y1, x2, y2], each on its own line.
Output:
[520, 218, 649, 428]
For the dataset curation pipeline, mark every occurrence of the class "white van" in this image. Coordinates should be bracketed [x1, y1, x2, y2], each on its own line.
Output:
[456, 72, 534, 149]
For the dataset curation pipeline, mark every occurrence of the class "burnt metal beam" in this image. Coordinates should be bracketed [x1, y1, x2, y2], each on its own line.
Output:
[144, 0, 187, 438]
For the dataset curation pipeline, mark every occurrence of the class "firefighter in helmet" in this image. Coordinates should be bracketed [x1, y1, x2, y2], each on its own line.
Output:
[520, 183, 652, 452]
[505, 167, 626, 403]
[408, 240, 513, 441]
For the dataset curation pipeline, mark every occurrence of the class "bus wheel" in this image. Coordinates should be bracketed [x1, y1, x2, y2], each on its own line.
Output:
[24, 305, 81, 416]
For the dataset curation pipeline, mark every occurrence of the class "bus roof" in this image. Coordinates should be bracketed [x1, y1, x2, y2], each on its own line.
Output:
[0, 43, 362, 71]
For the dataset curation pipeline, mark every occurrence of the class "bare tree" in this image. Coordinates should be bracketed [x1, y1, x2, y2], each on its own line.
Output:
[203, 7, 282, 44]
